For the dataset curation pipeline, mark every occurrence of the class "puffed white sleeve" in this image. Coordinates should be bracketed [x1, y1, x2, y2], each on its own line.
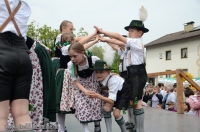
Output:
[91, 56, 100, 65]
[55, 34, 61, 44]
[67, 61, 78, 81]
[61, 45, 70, 56]
[126, 38, 143, 51]
[107, 76, 121, 101]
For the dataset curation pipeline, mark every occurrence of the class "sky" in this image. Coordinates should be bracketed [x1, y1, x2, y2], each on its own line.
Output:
[25, 0, 200, 44]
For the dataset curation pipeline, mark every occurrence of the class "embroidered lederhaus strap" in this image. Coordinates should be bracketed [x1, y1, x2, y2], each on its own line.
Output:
[0, 0, 22, 36]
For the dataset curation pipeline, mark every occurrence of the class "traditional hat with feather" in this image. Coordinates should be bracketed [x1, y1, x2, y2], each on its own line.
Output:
[124, 6, 149, 33]
[90, 60, 115, 71]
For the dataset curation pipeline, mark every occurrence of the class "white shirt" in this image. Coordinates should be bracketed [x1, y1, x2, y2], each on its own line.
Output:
[55, 34, 61, 44]
[0, 0, 31, 38]
[161, 90, 167, 101]
[101, 74, 124, 101]
[125, 38, 144, 65]
[61, 45, 70, 56]
[118, 48, 128, 72]
[67, 56, 100, 81]
[56, 34, 71, 56]
[165, 92, 176, 110]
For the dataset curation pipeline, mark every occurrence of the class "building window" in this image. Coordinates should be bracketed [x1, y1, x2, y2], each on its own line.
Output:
[182, 69, 188, 72]
[159, 53, 163, 59]
[166, 51, 171, 60]
[181, 48, 188, 58]
[166, 70, 171, 78]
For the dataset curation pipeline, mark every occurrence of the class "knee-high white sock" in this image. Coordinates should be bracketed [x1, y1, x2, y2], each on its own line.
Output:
[103, 110, 112, 132]
[57, 113, 66, 132]
[82, 123, 90, 132]
[133, 108, 145, 132]
[104, 118, 112, 132]
[129, 107, 134, 124]
[127, 107, 132, 123]
[94, 121, 101, 132]
[115, 116, 127, 132]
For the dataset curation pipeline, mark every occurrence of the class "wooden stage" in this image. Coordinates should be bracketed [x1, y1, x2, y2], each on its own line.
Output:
[47, 106, 200, 132]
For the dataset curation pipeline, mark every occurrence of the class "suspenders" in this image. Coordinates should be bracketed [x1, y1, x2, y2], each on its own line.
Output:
[128, 41, 145, 65]
[0, 0, 22, 37]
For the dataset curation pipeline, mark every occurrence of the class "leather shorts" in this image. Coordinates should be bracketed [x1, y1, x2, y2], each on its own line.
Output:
[0, 32, 33, 102]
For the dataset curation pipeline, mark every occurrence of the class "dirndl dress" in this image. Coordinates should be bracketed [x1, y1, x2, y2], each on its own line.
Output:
[74, 73, 102, 123]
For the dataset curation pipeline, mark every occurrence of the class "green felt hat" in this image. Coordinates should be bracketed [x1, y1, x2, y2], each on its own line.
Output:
[124, 20, 149, 33]
[90, 60, 115, 71]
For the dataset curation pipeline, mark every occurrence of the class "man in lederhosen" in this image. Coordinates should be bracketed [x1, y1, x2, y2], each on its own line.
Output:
[0, 0, 33, 131]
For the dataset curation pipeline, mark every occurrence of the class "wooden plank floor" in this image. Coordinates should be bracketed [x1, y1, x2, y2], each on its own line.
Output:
[46, 106, 200, 132]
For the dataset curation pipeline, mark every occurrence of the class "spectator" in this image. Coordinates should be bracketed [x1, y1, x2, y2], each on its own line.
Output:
[145, 86, 163, 108]
[157, 103, 163, 109]
[166, 101, 176, 112]
[142, 84, 153, 105]
[185, 88, 200, 117]
[183, 102, 195, 116]
[163, 85, 176, 110]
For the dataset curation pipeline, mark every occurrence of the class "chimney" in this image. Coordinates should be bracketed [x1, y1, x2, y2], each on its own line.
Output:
[184, 21, 194, 32]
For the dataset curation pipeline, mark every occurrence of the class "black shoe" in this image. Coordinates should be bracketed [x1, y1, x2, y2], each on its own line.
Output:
[126, 123, 135, 129]
[125, 122, 130, 126]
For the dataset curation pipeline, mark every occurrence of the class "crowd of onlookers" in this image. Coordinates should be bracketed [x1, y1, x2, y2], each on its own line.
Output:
[142, 83, 200, 117]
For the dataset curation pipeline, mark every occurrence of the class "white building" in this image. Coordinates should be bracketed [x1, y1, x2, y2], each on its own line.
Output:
[145, 21, 200, 84]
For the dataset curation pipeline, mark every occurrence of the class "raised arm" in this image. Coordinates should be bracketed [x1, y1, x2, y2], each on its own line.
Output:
[107, 42, 119, 51]
[94, 26, 127, 44]
[84, 35, 99, 49]
[78, 30, 97, 44]
[74, 36, 84, 42]
[99, 36, 126, 46]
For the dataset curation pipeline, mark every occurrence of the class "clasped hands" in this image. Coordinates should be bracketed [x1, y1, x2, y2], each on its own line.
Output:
[85, 90, 100, 98]
[91, 26, 108, 42]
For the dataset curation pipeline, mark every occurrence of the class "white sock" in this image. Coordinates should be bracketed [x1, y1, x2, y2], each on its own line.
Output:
[57, 113, 66, 132]
[82, 123, 90, 132]
[130, 108, 134, 124]
[127, 107, 132, 123]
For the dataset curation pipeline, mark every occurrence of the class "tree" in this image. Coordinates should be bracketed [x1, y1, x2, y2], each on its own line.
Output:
[37, 25, 59, 51]
[27, 20, 40, 40]
[27, 20, 59, 57]
[110, 52, 120, 73]
[91, 46, 105, 60]
[76, 27, 88, 37]
[27, 20, 88, 57]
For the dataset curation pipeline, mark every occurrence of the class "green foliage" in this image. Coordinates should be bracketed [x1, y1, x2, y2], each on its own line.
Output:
[77, 27, 88, 37]
[110, 52, 120, 74]
[27, 20, 39, 39]
[27, 21, 89, 57]
[91, 46, 105, 60]
[27, 21, 59, 56]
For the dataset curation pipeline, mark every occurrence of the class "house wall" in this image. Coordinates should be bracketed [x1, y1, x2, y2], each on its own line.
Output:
[146, 36, 200, 78]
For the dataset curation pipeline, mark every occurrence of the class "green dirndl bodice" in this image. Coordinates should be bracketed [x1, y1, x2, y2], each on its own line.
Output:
[34, 42, 56, 122]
